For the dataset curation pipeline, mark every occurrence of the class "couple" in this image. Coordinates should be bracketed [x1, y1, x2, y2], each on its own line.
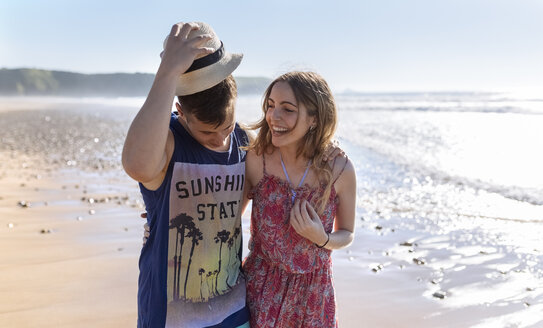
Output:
[122, 22, 356, 328]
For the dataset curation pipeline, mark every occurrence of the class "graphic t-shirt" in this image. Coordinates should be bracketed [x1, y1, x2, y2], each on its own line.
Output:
[137, 113, 249, 328]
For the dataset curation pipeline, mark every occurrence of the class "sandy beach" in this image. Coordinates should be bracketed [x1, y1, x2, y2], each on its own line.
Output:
[1, 97, 542, 328]
[0, 166, 143, 327]
[0, 99, 144, 327]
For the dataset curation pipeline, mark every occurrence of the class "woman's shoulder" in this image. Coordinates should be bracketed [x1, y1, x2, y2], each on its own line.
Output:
[329, 154, 352, 175]
[330, 155, 355, 192]
[246, 148, 263, 164]
[247, 147, 277, 164]
[246, 149, 265, 187]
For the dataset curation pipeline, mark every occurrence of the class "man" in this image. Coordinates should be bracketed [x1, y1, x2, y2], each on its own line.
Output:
[122, 22, 249, 328]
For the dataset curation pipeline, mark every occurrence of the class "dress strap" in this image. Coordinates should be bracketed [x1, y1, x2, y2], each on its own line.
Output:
[332, 155, 349, 185]
[262, 152, 267, 174]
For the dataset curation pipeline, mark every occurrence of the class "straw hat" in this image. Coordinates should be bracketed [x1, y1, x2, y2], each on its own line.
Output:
[164, 22, 243, 96]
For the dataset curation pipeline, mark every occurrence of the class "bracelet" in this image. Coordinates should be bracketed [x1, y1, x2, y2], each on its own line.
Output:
[316, 232, 330, 248]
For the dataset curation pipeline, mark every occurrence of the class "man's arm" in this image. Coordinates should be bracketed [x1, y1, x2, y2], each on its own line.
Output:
[122, 22, 213, 185]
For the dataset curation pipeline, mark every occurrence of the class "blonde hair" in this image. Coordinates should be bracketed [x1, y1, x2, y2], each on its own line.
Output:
[248, 71, 338, 213]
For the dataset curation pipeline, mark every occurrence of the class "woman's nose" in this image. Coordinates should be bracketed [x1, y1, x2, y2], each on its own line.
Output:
[271, 108, 281, 120]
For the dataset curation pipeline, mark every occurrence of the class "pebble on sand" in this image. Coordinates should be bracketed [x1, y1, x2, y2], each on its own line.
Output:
[413, 258, 426, 265]
[17, 200, 30, 208]
[432, 291, 447, 299]
[372, 264, 384, 273]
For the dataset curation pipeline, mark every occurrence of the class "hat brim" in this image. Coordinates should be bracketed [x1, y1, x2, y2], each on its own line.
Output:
[175, 53, 243, 96]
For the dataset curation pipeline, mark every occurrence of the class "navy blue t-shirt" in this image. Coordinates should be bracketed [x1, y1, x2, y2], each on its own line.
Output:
[137, 113, 249, 328]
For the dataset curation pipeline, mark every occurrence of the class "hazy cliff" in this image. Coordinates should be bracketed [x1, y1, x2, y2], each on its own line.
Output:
[0, 68, 271, 96]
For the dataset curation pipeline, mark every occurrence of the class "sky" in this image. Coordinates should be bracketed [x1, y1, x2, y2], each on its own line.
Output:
[1, 0, 543, 92]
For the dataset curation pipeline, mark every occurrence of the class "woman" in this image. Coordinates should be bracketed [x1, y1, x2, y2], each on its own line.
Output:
[243, 71, 357, 327]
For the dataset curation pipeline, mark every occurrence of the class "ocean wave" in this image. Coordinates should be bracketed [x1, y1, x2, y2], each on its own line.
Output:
[414, 166, 543, 207]
[354, 137, 543, 206]
[335, 92, 543, 115]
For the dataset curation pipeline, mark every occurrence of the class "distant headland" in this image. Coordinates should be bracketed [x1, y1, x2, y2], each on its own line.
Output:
[0, 68, 272, 97]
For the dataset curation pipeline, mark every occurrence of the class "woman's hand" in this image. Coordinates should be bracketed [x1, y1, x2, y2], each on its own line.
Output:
[289, 199, 328, 246]
[141, 212, 150, 246]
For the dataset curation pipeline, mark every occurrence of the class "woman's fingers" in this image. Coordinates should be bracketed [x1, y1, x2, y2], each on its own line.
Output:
[300, 199, 311, 221]
[289, 204, 301, 232]
[305, 201, 319, 221]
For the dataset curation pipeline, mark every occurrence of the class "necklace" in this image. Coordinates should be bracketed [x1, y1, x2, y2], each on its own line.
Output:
[280, 153, 312, 204]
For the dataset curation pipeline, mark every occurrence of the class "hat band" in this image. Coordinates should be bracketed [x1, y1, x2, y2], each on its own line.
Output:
[185, 42, 225, 73]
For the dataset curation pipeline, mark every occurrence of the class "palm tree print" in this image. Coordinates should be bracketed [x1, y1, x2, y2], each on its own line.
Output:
[169, 213, 195, 300]
[198, 268, 205, 300]
[183, 226, 203, 298]
[214, 230, 230, 294]
[213, 269, 219, 295]
[225, 227, 241, 287]
[206, 271, 214, 296]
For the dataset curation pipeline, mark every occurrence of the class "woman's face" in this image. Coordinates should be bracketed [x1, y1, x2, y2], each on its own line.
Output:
[265, 81, 315, 149]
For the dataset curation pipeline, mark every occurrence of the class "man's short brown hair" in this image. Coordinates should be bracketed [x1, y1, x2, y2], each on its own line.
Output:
[177, 75, 237, 127]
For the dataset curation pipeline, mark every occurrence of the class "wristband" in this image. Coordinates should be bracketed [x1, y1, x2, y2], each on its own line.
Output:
[316, 232, 330, 248]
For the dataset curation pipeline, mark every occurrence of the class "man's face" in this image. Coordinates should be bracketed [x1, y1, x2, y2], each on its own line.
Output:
[178, 109, 236, 152]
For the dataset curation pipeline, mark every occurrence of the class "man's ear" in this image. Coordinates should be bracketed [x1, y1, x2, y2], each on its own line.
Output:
[175, 102, 185, 119]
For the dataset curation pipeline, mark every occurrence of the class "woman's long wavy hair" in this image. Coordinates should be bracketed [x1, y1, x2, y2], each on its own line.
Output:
[248, 71, 338, 213]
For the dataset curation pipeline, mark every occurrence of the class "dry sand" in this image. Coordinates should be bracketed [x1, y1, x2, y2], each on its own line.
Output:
[0, 165, 144, 327]
[0, 99, 144, 327]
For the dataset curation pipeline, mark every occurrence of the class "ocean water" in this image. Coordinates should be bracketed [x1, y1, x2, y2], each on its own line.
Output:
[236, 91, 543, 282]
[238, 92, 543, 210]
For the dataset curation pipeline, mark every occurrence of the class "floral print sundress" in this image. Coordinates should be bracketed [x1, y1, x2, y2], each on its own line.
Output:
[243, 155, 346, 328]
